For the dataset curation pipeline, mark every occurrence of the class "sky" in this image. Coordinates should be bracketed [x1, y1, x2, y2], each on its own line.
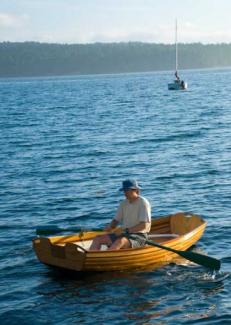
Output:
[0, 0, 231, 44]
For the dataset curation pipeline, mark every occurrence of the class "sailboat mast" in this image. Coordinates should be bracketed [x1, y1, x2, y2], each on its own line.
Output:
[175, 19, 178, 73]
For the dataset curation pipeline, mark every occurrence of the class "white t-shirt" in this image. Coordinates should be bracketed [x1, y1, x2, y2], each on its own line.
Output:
[115, 196, 151, 233]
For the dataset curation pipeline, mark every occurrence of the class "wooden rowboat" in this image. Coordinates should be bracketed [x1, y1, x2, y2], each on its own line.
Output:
[33, 212, 207, 272]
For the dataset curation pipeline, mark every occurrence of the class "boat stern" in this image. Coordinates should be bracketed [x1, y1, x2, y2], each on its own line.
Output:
[33, 237, 86, 271]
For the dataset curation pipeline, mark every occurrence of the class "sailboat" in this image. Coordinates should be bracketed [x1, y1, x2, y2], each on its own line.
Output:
[168, 20, 187, 90]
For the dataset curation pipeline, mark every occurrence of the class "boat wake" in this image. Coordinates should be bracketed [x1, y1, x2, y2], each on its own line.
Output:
[199, 271, 230, 283]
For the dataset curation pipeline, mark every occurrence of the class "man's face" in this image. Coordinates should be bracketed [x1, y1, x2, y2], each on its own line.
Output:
[124, 189, 138, 201]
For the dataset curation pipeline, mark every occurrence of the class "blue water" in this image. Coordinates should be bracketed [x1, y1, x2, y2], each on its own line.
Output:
[0, 69, 230, 324]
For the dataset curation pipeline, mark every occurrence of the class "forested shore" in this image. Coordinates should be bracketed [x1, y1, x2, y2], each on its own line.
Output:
[1, 42, 231, 77]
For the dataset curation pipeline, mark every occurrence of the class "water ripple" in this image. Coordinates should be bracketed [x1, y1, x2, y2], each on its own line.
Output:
[0, 69, 230, 324]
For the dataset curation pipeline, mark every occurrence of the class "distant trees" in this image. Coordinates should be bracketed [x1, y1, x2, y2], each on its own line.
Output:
[0, 41, 231, 77]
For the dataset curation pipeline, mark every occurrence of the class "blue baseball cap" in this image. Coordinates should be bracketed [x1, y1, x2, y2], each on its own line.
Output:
[119, 179, 141, 191]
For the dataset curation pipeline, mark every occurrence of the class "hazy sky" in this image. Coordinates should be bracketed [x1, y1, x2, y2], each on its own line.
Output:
[1, 0, 231, 44]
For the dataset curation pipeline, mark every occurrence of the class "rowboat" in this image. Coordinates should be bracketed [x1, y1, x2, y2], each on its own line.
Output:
[33, 212, 208, 272]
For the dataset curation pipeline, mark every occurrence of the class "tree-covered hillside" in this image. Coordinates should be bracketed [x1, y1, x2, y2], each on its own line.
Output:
[0, 42, 231, 77]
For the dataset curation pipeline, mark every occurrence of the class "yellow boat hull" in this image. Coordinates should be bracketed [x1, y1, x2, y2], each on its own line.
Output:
[33, 212, 207, 272]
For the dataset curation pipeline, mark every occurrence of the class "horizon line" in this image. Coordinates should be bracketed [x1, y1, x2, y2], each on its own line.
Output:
[1, 40, 231, 46]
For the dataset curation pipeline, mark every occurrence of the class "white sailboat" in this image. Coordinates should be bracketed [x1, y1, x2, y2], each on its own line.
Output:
[168, 20, 187, 90]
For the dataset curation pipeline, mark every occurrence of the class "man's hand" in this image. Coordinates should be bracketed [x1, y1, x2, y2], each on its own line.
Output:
[113, 228, 123, 235]
[104, 219, 119, 232]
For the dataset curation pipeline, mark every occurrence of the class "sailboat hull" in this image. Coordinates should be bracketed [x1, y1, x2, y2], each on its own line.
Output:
[168, 80, 187, 90]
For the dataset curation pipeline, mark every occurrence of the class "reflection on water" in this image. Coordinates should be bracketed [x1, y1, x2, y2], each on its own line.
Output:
[31, 264, 230, 324]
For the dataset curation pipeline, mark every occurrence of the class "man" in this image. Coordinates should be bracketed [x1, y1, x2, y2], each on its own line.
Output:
[89, 179, 151, 251]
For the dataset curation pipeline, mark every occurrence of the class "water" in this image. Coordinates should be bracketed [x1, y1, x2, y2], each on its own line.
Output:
[0, 69, 230, 324]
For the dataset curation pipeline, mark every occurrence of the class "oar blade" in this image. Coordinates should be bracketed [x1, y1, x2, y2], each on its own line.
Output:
[36, 226, 63, 236]
[178, 250, 221, 271]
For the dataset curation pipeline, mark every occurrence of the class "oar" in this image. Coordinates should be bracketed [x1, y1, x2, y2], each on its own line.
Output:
[36, 225, 103, 236]
[144, 238, 221, 271]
